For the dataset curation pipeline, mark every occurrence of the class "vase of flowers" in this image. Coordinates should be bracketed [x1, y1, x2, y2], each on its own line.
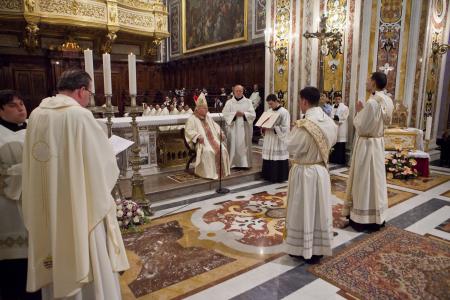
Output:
[385, 149, 418, 179]
[115, 198, 146, 230]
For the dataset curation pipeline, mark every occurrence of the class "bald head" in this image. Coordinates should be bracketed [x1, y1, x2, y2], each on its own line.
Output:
[233, 85, 244, 98]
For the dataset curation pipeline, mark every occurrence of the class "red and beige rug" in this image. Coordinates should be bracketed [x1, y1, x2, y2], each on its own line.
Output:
[310, 226, 450, 300]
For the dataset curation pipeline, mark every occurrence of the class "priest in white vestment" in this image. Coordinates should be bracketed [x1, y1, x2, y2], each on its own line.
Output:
[142, 103, 151, 116]
[249, 84, 261, 110]
[0, 90, 42, 299]
[345, 72, 394, 230]
[222, 85, 256, 168]
[185, 94, 230, 180]
[261, 94, 290, 182]
[22, 70, 129, 300]
[159, 105, 170, 131]
[184, 105, 193, 114]
[154, 104, 162, 115]
[329, 92, 349, 164]
[285, 87, 337, 264]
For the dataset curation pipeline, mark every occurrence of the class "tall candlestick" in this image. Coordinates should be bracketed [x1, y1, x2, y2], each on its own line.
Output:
[102, 53, 112, 95]
[128, 53, 137, 103]
[425, 116, 432, 140]
[83, 49, 95, 94]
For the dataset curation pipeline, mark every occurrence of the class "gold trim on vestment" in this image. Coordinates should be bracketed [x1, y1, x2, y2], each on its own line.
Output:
[295, 119, 329, 165]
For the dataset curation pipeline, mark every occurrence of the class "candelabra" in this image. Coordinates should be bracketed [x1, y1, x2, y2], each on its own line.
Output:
[303, 14, 343, 92]
[100, 94, 124, 200]
[126, 95, 151, 215]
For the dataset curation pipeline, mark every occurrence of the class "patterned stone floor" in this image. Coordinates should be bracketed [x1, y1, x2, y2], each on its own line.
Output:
[119, 164, 450, 300]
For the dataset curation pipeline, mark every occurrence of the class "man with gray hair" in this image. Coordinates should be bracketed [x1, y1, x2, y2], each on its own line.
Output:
[22, 69, 129, 299]
[222, 84, 256, 168]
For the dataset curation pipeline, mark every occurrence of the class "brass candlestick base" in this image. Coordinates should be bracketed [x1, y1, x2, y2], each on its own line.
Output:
[126, 103, 152, 216]
[425, 139, 430, 152]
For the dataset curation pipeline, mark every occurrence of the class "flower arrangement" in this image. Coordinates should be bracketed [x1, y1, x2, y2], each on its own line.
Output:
[115, 199, 146, 230]
[385, 149, 418, 179]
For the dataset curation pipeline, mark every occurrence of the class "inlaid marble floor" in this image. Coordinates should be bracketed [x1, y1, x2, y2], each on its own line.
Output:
[120, 164, 450, 300]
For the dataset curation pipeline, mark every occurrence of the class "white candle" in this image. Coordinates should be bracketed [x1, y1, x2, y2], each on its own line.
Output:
[128, 53, 137, 97]
[102, 53, 112, 95]
[83, 49, 95, 94]
[425, 116, 432, 140]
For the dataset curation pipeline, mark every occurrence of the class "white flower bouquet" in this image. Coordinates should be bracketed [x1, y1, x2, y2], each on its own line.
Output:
[115, 199, 146, 229]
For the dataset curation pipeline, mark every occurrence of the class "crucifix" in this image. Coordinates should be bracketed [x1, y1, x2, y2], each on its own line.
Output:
[303, 14, 343, 93]
[379, 63, 394, 75]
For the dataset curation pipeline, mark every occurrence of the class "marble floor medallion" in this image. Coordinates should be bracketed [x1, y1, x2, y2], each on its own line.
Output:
[193, 191, 287, 254]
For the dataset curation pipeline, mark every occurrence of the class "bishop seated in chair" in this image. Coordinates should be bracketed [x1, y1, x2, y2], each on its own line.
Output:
[184, 93, 231, 180]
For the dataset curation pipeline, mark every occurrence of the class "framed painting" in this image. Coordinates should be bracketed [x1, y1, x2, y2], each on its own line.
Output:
[182, 0, 248, 53]
[252, 0, 266, 38]
[169, 1, 181, 56]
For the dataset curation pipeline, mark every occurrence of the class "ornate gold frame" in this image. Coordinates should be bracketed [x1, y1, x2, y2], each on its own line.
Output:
[384, 131, 418, 150]
[0, 0, 169, 39]
[182, 0, 248, 54]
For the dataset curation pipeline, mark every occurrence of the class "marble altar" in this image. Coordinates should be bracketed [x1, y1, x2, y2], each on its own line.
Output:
[97, 114, 224, 177]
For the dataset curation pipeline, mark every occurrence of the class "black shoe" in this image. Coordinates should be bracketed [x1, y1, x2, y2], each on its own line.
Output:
[305, 255, 323, 265]
[288, 254, 305, 260]
[349, 219, 368, 232]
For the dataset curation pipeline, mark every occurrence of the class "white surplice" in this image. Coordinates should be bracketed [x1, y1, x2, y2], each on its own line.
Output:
[330, 103, 349, 142]
[249, 91, 261, 109]
[22, 94, 129, 299]
[284, 107, 337, 259]
[262, 107, 290, 161]
[345, 91, 394, 224]
[185, 113, 230, 180]
[142, 107, 151, 116]
[222, 97, 256, 168]
[0, 125, 27, 260]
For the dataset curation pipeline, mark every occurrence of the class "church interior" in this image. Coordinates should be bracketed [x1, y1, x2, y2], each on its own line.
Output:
[1, 0, 450, 299]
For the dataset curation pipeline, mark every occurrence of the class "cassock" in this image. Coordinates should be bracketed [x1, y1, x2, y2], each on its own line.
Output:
[154, 108, 162, 116]
[261, 106, 290, 182]
[284, 107, 337, 259]
[329, 102, 349, 164]
[185, 113, 230, 180]
[22, 94, 129, 299]
[222, 96, 256, 168]
[149, 108, 156, 116]
[184, 108, 193, 114]
[345, 91, 394, 225]
[0, 120, 27, 260]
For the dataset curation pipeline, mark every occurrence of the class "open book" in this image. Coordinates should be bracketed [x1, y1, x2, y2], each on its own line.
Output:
[109, 135, 134, 155]
[255, 111, 280, 128]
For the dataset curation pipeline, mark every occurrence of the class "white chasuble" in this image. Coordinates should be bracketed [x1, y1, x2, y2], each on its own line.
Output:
[284, 107, 337, 259]
[345, 91, 394, 224]
[222, 97, 256, 168]
[185, 113, 230, 180]
[0, 125, 27, 260]
[22, 94, 129, 299]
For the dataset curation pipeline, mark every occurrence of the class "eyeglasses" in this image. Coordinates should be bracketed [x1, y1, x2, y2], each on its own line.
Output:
[83, 86, 94, 96]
